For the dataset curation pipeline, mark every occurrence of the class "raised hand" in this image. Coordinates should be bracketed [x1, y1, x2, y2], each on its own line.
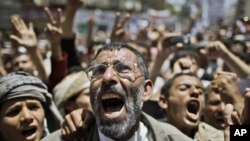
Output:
[211, 71, 241, 103]
[62, 0, 84, 38]
[86, 16, 95, 45]
[9, 15, 48, 82]
[223, 103, 241, 141]
[44, 7, 63, 44]
[149, 32, 182, 83]
[136, 19, 150, 41]
[110, 12, 130, 42]
[68, 0, 84, 10]
[10, 15, 38, 50]
[158, 32, 182, 56]
[62, 109, 95, 141]
[172, 56, 195, 74]
[223, 88, 250, 141]
[202, 41, 230, 59]
[211, 71, 243, 116]
[44, 7, 64, 60]
[224, 103, 241, 126]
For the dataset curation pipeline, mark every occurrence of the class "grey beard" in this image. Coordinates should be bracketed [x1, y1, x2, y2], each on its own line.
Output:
[93, 84, 144, 140]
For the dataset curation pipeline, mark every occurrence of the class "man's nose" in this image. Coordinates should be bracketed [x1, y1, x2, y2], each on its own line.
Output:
[218, 102, 225, 111]
[17, 62, 24, 70]
[20, 107, 33, 123]
[190, 87, 200, 98]
[180, 60, 191, 70]
[102, 67, 118, 85]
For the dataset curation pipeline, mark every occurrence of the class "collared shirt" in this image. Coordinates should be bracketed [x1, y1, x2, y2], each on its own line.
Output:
[98, 122, 149, 141]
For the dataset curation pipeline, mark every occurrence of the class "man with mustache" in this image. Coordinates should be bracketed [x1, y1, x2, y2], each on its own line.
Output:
[42, 42, 192, 141]
[204, 87, 226, 130]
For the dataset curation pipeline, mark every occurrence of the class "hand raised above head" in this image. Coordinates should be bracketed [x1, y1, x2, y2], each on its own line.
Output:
[44, 7, 63, 44]
[68, 0, 84, 10]
[203, 41, 229, 59]
[10, 15, 38, 50]
[110, 12, 130, 42]
[211, 71, 244, 121]
[157, 32, 182, 57]
[211, 71, 241, 104]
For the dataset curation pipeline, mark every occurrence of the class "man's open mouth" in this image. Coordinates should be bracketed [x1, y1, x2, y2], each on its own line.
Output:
[21, 126, 37, 140]
[216, 116, 225, 123]
[186, 100, 200, 122]
[101, 93, 125, 119]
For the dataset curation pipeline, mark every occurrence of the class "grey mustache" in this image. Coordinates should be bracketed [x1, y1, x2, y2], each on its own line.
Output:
[98, 85, 125, 98]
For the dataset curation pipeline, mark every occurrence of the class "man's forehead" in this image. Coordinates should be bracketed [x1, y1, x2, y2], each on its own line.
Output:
[207, 91, 221, 100]
[173, 75, 202, 86]
[94, 48, 136, 63]
[177, 55, 197, 61]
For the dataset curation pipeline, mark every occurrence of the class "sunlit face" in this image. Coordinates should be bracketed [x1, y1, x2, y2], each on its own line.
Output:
[12, 54, 36, 75]
[172, 56, 199, 74]
[204, 91, 225, 130]
[90, 48, 146, 140]
[0, 98, 45, 141]
[166, 75, 204, 131]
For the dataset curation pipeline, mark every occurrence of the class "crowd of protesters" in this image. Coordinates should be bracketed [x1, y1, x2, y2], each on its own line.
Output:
[0, 0, 250, 141]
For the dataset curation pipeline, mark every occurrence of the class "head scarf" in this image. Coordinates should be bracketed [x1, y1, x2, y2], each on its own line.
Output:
[0, 71, 63, 134]
[53, 71, 90, 112]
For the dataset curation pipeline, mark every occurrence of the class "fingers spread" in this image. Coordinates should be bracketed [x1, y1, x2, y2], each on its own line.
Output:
[9, 35, 22, 44]
[44, 7, 55, 24]
[56, 8, 63, 26]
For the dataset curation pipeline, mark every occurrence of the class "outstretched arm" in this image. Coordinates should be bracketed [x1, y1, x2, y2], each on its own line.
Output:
[204, 41, 250, 78]
[10, 15, 48, 83]
[44, 7, 63, 60]
[149, 32, 182, 83]
[61, 0, 83, 68]
[44, 7, 69, 90]
[62, 0, 84, 38]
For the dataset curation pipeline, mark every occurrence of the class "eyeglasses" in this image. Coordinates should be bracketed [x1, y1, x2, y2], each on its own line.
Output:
[86, 61, 141, 80]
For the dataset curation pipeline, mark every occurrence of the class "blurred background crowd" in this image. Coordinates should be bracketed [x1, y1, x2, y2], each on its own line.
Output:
[0, 0, 249, 78]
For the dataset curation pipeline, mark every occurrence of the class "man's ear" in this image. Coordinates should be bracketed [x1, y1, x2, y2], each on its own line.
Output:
[158, 95, 168, 110]
[143, 79, 153, 101]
